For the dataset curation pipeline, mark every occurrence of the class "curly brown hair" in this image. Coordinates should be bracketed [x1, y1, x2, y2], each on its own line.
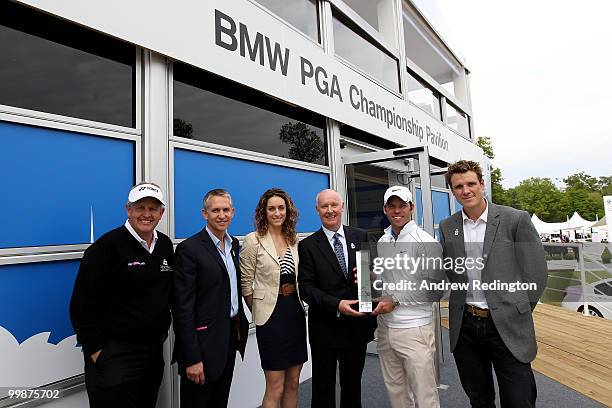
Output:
[445, 160, 483, 186]
[254, 188, 298, 246]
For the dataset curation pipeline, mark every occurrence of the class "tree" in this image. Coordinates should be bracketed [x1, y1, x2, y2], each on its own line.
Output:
[476, 137, 509, 205]
[562, 172, 606, 219]
[563, 172, 598, 192]
[173, 118, 193, 139]
[560, 189, 603, 221]
[506, 178, 565, 222]
[279, 121, 325, 163]
[472, 139, 609, 222]
[597, 176, 612, 196]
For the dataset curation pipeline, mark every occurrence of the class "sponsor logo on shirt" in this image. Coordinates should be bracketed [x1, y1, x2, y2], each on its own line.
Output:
[128, 261, 146, 267]
[160, 259, 173, 272]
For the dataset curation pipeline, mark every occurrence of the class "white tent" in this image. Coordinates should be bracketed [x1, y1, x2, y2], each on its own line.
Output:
[531, 214, 569, 235]
[564, 212, 595, 230]
[591, 216, 607, 228]
[591, 216, 609, 242]
[531, 212, 599, 241]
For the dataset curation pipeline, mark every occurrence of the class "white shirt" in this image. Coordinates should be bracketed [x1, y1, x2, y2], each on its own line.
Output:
[322, 225, 348, 273]
[461, 200, 489, 309]
[206, 226, 239, 318]
[124, 220, 158, 254]
[377, 221, 441, 328]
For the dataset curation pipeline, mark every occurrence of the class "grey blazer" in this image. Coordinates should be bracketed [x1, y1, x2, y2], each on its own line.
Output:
[439, 202, 548, 363]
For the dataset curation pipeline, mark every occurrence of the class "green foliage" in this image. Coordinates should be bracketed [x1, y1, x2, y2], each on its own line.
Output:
[473, 137, 607, 222]
[505, 178, 566, 222]
[560, 188, 604, 221]
[476, 137, 510, 205]
[551, 253, 563, 260]
[563, 252, 575, 260]
[602, 247, 612, 264]
[598, 176, 612, 196]
[477, 136, 495, 159]
[563, 172, 598, 191]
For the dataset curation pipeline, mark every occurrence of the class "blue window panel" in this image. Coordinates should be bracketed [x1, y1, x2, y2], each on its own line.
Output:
[0, 260, 79, 344]
[454, 198, 463, 214]
[174, 149, 329, 238]
[416, 189, 452, 226]
[432, 191, 451, 225]
[0, 121, 134, 248]
[415, 187, 423, 226]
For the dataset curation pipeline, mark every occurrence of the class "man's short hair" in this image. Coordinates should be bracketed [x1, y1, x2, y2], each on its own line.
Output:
[445, 160, 484, 186]
[202, 189, 233, 210]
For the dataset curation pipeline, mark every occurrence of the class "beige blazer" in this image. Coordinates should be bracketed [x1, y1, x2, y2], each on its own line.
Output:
[240, 231, 302, 326]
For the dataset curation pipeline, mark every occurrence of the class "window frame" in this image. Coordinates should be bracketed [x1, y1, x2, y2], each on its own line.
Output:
[405, 67, 442, 120]
[247, 0, 323, 47]
[169, 63, 331, 174]
[444, 99, 471, 140]
[329, 2, 402, 96]
[0, 6, 140, 132]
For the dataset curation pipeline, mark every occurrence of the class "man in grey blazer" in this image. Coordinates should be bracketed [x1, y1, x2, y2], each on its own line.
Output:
[439, 160, 547, 408]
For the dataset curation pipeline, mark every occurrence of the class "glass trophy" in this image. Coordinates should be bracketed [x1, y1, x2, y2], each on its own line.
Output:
[356, 249, 374, 313]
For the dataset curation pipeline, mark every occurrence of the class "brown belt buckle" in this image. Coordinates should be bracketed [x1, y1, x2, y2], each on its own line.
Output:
[279, 283, 296, 296]
[466, 304, 490, 318]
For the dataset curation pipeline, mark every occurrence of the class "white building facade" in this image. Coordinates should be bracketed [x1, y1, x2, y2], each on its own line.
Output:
[0, 1, 485, 407]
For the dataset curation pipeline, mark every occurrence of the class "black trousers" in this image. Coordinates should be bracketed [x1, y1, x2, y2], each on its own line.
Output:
[84, 339, 164, 408]
[180, 322, 237, 408]
[310, 342, 367, 408]
[453, 312, 537, 408]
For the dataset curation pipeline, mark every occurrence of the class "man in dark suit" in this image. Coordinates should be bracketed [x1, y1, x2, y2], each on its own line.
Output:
[439, 160, 548, 408]
[172, 189, 248, 408]
[298, 188, 376, 408]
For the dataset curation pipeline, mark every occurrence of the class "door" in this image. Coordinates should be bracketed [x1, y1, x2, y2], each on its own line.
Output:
[342, 146, 436, 239]
[341, 145, 444, 384]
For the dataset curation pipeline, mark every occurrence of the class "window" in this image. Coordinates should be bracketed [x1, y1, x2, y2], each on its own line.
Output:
[341, 0, 396, 46]
[445, 102, 470, 138]
[339, 124, 399, 149]
[0, 2, 135, 127]
[402, 2, 467, 104]
[594, 282, 612, 297]
[406, 69, 441, 119]
[332, 11, 400, 92]
[173, 63, 328, 165]
[253, 0, 319, 42]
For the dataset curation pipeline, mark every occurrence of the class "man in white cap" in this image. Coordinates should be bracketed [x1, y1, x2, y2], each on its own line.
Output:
[70, 182, 174, 408]
[372, 185, 444, 408]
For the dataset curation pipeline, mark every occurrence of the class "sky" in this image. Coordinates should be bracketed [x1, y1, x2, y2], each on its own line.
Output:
[416, 0, 612, 188]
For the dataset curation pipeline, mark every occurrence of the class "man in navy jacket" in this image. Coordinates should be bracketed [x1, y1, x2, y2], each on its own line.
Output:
[172, 189, 248, 408]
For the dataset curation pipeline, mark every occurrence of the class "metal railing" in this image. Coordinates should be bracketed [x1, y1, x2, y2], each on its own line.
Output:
[541, 242, 612, 318]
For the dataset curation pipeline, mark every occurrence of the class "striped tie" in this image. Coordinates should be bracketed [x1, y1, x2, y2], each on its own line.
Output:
[333, 233, 348, 279]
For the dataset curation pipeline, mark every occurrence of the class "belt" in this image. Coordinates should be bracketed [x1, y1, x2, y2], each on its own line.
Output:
[278, 283, 296, 296]
[464, 304, 490, 318]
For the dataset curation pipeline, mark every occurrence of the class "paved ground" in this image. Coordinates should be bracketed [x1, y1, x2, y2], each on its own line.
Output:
[295, 328, 605, 408]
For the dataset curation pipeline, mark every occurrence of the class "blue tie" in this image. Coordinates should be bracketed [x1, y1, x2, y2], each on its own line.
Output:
[333, 233, 348, 279]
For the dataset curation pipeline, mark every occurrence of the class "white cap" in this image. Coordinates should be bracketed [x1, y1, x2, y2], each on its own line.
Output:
[128, 183, 165, 206]
[383, 185, 412, 204]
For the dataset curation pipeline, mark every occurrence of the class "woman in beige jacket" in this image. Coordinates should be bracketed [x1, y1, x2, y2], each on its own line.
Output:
[241, 188, 307, 408]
